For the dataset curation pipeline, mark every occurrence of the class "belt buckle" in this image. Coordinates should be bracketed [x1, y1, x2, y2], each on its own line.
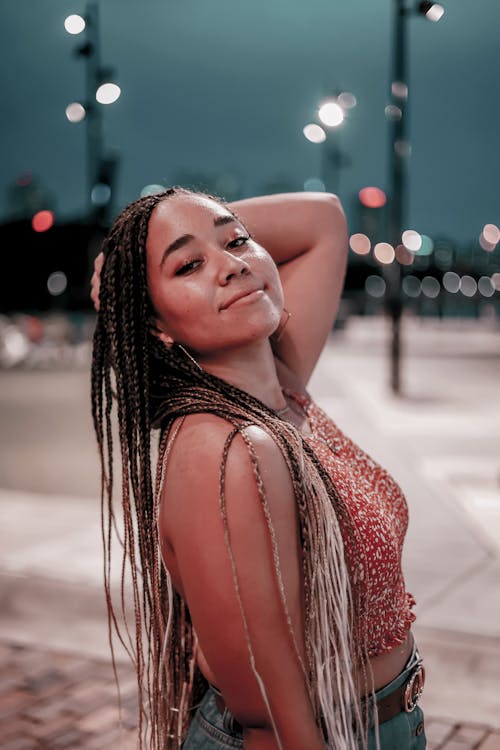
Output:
[403, 665, 425, 713]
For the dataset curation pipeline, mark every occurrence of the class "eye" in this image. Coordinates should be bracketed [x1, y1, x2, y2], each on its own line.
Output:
[175, 259, 203, 276]
[227, 236, 249, 250]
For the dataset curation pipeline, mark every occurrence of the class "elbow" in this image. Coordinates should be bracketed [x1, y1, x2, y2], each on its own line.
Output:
[307, 192, 347, 232]
[315, 193, 348, 249]
[308, 191, 344, 214]
[325, 192, 346, 223]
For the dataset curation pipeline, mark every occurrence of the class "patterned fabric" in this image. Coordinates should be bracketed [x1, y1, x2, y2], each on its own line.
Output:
[284, 389, 416, 657]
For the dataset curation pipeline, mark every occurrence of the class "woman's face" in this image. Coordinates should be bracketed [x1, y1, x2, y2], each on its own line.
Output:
[145, 193, 284, 356]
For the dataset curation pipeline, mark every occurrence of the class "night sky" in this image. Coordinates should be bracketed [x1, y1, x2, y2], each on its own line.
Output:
[2, 0, 499, 243]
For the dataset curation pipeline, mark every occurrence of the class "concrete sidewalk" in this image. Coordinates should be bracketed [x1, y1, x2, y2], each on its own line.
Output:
[308, 316, 500, 730]
[1, 315, 499, 744]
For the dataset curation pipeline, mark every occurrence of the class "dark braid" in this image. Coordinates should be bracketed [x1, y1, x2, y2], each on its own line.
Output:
[91, 188, 371, 749]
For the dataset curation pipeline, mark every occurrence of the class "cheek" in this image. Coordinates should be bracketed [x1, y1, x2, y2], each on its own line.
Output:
[150, 277, 216, 338]
[253, 251, 284, 307]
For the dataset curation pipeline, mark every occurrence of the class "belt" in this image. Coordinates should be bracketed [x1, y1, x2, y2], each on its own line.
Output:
[212, 663, 425, 732]
[375, 663, 426, 723]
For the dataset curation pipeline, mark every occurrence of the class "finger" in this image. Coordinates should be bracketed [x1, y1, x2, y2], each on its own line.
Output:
[90, 276, 100, 312]
[94, 252, 104, 272]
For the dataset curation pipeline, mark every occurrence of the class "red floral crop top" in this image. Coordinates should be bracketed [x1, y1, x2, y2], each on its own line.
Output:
[285, 388, 416, 658]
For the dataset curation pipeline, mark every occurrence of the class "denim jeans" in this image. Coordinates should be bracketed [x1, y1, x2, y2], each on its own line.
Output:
[181, 647, 426, 749]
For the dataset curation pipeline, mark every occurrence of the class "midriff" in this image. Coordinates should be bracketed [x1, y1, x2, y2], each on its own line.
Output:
[196, 629, 415, 698]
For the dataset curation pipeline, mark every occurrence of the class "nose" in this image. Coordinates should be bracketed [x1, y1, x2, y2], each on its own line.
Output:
[218, 250, 251, 285]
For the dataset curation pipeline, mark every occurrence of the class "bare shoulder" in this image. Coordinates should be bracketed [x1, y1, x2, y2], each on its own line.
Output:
[159, 413, 295, 548]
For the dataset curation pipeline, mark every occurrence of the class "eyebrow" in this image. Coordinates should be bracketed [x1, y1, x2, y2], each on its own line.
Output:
[159, 214, 238, 268]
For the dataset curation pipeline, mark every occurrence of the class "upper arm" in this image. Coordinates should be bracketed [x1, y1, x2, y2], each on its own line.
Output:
[230, 192, 348, 386]
[159, 417, 320, 742]
[275, 194, 348, 384]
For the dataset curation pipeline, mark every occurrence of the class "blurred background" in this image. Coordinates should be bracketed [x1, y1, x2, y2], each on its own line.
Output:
[1, 1, 499, 748]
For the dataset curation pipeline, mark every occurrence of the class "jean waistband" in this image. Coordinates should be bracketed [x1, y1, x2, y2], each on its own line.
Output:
[369, 640, 422, 704]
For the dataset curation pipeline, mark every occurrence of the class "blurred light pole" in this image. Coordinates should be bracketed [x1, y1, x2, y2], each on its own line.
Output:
[386, 0, 445, 394]
[64, 4, 121, 226]
[303, 91, 355, 195]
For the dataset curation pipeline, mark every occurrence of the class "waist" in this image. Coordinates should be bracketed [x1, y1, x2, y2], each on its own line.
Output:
[210, 635, 424, 732]
[363, 630, 414, 693]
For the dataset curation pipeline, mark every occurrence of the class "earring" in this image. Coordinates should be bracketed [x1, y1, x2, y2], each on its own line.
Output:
[175, 343, 203, 372]
[271, 308, 292, 344]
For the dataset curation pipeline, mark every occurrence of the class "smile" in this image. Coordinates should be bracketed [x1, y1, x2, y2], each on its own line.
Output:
[220, 289, 265, 310]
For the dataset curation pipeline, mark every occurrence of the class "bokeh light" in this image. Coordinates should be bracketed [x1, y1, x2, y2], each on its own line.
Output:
[365, 275, 386, 298]
[349, 233, 371, 255]
[478, 276, 495, 298]
[402, 276, 421, 298]
[395, 244, 414, 266]
[460, 276, 477, 297]
[479, 233, 496, 252]
[402, 229, 422, 252]
[421, 276, 440, 298]
[47, 272, 67, 296]
[64, 14, 86, 34]
[479, 223, 499, 252]
[318, 100, 344, 127]
[91, 183, 112, 205]
[140, 184, 166, 198]
[443, 272, 460, 293]
[391, 81, 408, 99]
[373, 242, 395, 264]
[337, 92, 357, 110]
[96, 83, 121, 104]
[417, 235, 434, 256]
[303, 123, 326, 143]
[491, 273, 500, 291]
[65, 102, 86, 123]
[385, 105, 402, 121]
[421, 2, 445, 22]
[32, 210, 54, 232]
[303, 177, 326, 192]
[0, 327, 30, 367]
[482, 223, 500, 245]
[358, 186, 387, 208]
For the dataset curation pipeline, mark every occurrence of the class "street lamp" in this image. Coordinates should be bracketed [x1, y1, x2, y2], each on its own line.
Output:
[385, 0, 445, 394]
[418, 2, 445, 22]
[303, 92, 355, 194]
[64, 4, 121, 224]
[64, 14, 86, 35]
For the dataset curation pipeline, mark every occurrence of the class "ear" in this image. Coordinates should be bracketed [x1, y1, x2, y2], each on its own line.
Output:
[149, 317, 174, 347]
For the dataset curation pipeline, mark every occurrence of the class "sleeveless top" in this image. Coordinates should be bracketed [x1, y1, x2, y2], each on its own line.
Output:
[284, 388, 416, 658]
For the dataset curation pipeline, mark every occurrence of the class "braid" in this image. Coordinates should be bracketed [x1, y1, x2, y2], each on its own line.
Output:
[91, 188, 372, 749]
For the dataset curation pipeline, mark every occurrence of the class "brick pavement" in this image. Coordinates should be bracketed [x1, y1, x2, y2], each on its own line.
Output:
[1, 641, 499, 750]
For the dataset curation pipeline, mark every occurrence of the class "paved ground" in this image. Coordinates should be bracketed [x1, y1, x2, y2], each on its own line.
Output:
[1, 640, 499, 750]
[1, 314, 499, 747]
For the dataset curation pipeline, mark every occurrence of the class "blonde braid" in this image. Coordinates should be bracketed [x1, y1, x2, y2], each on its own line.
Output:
[91, 188, 373, 749]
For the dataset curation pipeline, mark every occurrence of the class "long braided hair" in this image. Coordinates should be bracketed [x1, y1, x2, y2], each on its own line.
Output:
[91, 188, 373, 749]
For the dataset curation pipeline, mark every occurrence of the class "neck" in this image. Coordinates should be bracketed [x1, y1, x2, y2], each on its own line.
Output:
[198, 339, 285, 411]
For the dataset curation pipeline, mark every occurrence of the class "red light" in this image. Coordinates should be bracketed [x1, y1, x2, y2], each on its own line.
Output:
[32, 210, 54, 232]
[358, 187, 387, 209]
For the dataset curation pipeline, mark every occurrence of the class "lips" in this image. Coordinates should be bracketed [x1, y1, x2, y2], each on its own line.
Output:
[220, 287, 263, 310]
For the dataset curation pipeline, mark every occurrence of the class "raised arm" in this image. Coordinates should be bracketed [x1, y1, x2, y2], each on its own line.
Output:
[159, 415, 326, 750]
[228, 193, 348, 386]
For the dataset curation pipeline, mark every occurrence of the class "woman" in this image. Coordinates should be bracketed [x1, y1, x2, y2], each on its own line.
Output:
[90, 188, 426, 750]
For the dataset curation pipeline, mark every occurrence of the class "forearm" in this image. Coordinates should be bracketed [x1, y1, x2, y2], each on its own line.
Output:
[228, 192, 344, 266]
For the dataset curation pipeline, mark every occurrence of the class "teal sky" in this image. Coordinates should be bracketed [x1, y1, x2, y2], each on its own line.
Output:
[1, 0, 499, 243]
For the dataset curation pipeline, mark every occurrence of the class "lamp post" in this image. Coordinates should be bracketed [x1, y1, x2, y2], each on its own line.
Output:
[64, 4, 121, 225]
[386, 0, 444, 394]
[303, 91, 355, 195]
